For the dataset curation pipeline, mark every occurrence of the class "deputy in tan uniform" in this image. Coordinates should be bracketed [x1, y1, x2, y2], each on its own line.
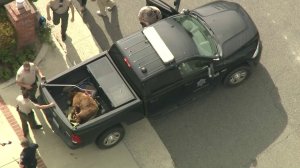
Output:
[16, 90, 55, 137]
[138, 6, 162, 27]
[96, 0, 116, 17]
[16, 61, 45, 103]
[46, 0, 74, 41]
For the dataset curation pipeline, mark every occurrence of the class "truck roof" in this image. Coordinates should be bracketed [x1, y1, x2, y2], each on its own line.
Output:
[115, 31, 168, 82]
[143, 27, 175, 64]
[115, 18, 199, 82]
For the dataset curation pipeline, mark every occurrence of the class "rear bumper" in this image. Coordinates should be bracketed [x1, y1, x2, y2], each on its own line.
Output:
[39, 86, 83, 149]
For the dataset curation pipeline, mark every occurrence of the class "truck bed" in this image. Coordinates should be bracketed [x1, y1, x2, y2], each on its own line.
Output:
[42, 54, 139, 127]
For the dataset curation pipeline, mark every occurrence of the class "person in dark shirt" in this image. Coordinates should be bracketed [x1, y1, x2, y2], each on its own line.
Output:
[19, 138, 39, 168]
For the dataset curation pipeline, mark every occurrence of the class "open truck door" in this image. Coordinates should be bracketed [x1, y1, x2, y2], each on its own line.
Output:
[146, 0, 180, 18]
[173, 0, 181, 11]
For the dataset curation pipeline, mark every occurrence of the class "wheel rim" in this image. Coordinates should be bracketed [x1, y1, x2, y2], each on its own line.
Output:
[103, 132, 121, 146]
[229, 70, 247, 84]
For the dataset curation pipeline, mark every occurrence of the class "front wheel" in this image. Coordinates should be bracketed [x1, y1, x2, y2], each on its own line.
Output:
[224, 66, 251, 87]
[95, 124, 125, 149]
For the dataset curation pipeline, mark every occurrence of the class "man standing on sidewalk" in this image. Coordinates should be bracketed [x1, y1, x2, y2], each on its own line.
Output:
[96, 0, 116, 17]
[16, 61, 46, 103]
[46, 0, 75, 41]
[16, 90, 55, 137]
[19, 138, 39, 168]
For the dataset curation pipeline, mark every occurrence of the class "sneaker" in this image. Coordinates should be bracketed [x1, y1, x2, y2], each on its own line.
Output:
[62, 33, 66, 41]
[80, 6, 86, 14]
[81, 6, 85, 12]
[32, 125, 43, 129]
[96, 10, 107, 17]
[106, 5, 115, 12]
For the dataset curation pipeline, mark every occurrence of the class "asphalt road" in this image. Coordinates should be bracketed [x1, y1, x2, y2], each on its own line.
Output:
[74, 0, 300, 168]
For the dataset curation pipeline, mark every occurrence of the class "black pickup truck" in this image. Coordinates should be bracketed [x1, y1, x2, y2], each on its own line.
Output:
[39, 0, 262, 149]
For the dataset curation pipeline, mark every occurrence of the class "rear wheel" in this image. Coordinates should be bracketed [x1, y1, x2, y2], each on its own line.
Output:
[224, 66, 251, 87]
[96, 124, 125, 149]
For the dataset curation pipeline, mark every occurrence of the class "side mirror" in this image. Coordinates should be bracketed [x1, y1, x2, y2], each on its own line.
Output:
[213, 53, 220, 61]
[181, 9, 190, 15]
[208, 63, 214, 78]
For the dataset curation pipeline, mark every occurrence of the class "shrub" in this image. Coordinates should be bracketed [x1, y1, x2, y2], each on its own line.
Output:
[17, 46, 36, 61]
[0, 46, 36, 81]
[38, 22, 53, 44]
[0, 49, 14, 64]
[0, 66, 12, 80]
[0, 0, 14, 6]
[0, 6, 16, 50]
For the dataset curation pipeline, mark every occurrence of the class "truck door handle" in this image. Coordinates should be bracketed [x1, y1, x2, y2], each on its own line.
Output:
[150, 98, 159, 103]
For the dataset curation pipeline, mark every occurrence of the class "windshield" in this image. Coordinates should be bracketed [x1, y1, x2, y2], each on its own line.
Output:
[173, 14, 218, 58]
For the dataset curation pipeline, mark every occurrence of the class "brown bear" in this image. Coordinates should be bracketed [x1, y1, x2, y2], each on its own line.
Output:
[70, 91, 98, 124]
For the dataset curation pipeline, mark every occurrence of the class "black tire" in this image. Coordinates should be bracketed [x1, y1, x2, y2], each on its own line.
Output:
[95, 124, 125, 149]
[224, 66, 251, 87]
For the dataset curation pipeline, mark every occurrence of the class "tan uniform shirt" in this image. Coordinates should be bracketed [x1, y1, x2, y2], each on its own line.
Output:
[138, 6, 162, 26]
[16, 63, 37, 86]
[16, 95, 35, 114]
[48, 0, 72, 14]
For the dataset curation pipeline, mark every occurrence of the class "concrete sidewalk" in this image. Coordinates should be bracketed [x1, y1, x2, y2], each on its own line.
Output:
[0, 0, 175, 168]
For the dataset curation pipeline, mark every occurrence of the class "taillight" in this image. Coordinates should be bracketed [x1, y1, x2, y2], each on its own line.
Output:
[71, 134, 81, 144]
[124, 57, 131, 68]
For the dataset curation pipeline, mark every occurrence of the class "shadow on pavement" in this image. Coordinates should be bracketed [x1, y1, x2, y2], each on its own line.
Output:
[65, 36, 82, 66]
[102, 7, 123, 43]
[149, 64, 288, 168]
[81, 9, 110, 51]
[73, 0, 123, 51]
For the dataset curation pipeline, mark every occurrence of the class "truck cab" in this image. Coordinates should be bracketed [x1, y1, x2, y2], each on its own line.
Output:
[109, 26, 217, 115]
[109, 0, 262, 115]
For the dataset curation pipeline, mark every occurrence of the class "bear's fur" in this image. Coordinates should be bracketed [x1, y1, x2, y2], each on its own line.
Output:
[70, 91, 98, 124]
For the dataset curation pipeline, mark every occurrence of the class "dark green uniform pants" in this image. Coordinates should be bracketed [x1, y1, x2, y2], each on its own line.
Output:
[53, 11, 69, 36]
[21, 82, 38, 103]
[18, 111, 39, 136]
